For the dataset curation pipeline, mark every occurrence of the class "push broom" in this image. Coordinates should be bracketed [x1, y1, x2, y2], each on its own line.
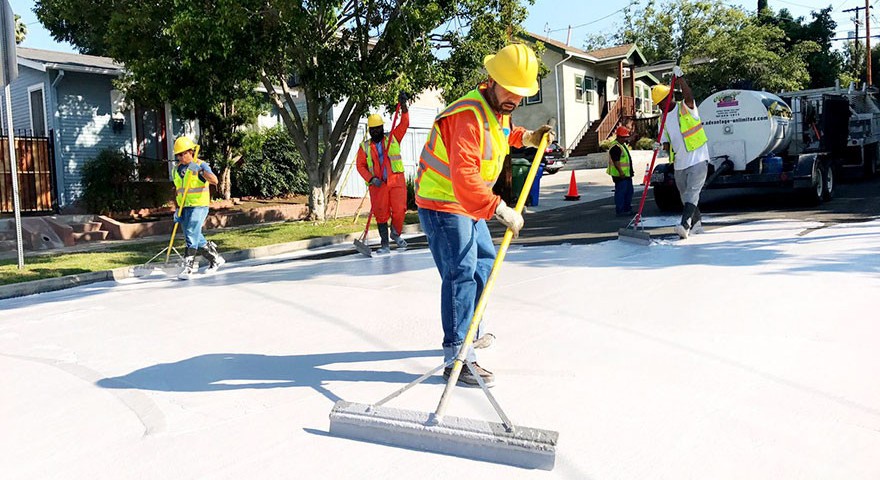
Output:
[330, 133, 558, 470]
[618, 71, 679, 245]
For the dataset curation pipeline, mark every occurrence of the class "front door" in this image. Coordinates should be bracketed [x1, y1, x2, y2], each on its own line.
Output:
[135, 105, 167, 160]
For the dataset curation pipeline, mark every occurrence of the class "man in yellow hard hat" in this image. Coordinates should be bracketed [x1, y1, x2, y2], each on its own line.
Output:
[651, 66, 710, 239]
[356, 92, 410, 255]
[171, 136, 224, 279]
[415, 43, 554, 387]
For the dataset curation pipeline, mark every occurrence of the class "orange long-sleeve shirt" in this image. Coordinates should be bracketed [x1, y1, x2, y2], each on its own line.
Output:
[416, 109, 525, 220]
[357, 112, 410, 187]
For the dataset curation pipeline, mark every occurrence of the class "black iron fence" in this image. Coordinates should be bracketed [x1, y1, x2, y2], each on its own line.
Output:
[0, 131, 58, 214]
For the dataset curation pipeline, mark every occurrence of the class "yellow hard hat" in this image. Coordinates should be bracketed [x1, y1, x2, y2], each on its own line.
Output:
[483, 44, 540, 97]
[651, 84, 671, 106]
[367, 114, 384, 128]
[173, 136, 198, 155]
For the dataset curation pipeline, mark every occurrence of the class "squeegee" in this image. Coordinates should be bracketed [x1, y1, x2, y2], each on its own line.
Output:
[329, 134, 559, 470]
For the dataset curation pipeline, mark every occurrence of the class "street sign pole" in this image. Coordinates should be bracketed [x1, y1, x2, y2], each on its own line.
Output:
[5, 83, 22, 268]
[1, 0, 21, 268]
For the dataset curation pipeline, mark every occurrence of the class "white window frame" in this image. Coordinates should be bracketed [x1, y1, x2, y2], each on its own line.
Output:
[583, 76, 594, 104]
[574, 74, 585, 103]
[525, 79, 542, 105]
[27, 84, 49, 137]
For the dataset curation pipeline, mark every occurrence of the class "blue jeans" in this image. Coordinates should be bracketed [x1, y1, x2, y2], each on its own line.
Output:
[418, 208, 495, 363]
[180, 206, 209, 250]
[613, 177, 634, 214]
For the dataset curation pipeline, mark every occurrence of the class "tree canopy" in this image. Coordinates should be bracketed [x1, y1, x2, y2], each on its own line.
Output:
[585, 0, 836, 98]
[36, 0, 534, 219]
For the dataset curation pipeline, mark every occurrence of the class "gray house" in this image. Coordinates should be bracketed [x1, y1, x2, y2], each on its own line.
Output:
[0, 47, 195, 213]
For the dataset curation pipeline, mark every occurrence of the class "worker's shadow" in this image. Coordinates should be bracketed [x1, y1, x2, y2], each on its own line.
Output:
[96, 349, 444, 403]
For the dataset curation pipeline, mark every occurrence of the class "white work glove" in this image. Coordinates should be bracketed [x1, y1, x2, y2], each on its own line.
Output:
[494, 200, 524, 238]
[523, 125, 556, 148]
[672, 65, 684, 78]
[652, 141, 663, 151]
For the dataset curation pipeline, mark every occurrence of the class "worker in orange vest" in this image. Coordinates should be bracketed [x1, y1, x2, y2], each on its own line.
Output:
[356, 92, 410, 255]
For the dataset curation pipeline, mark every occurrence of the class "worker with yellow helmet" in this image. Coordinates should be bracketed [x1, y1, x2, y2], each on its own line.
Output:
[651, 66, 710, 239]
[171, 136, 225, 279]
[415, 43, 555, 387]
[356, 92, 411, 254]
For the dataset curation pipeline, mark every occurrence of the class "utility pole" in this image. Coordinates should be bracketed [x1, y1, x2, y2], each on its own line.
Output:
[867, 0, 872, 86]
[844, 4, 873, 85]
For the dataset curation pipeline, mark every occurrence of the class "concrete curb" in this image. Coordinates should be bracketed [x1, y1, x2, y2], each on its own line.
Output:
[0, 223, 424, 301]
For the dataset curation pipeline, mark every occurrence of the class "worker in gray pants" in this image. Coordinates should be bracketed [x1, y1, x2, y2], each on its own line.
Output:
[652, 65, 710, 239]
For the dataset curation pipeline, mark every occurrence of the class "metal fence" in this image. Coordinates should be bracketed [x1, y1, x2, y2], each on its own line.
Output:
[0, 131, 57, 214]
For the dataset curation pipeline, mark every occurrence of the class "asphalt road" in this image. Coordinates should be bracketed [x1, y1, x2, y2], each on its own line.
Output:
[401, 172, 880, 250]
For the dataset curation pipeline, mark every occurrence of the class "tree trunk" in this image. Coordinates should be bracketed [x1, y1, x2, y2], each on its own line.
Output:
[219, 166, 232, 200]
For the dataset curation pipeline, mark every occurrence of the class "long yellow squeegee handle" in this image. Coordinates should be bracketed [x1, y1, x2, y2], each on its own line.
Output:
[433, 133, 550, 420]
[165, 146, 200, 263]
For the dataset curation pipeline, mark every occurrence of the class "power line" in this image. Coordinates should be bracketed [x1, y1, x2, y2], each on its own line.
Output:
[546, 6, 629, 34]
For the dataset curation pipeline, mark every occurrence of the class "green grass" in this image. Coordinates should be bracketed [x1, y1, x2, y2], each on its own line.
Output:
[0, 213, 420, 286]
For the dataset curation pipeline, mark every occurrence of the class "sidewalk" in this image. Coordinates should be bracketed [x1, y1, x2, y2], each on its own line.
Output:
[0, 151, 656, 299]
[527, 150, 656, 213]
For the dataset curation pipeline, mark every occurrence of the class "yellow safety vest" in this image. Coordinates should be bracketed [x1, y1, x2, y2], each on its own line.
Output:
[362, 135, 404, 184]
[678, 102, 708, 152]
[416, 89, 510, 204]
[606, 140, 632, 177]
[173, 165, 210, 207]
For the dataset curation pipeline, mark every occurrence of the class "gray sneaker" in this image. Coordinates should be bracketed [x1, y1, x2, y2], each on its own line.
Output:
[443, 362, 495, 388]
[674, 223, 689, 239]
[473, 333, 495, 349]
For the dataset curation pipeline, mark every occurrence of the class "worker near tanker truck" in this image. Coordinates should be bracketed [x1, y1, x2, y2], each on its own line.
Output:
[356, 92, 410, 255]
[607, 125, 636, 216]
[172, 136, 225, 280]
[653, 65, 709, 239]
[415, 43, 554, 387]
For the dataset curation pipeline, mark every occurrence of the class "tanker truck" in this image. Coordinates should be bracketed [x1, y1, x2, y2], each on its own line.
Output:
[648, 87, 874, 210]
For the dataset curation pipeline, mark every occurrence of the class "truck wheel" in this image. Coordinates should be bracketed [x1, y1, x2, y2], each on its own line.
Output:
[800, 164, 823, 206]
[653, 184, 683, 211]
[821, 163, 834, 201]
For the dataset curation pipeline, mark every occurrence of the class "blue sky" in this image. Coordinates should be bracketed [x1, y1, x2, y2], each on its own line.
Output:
[9, 0, 864, 55]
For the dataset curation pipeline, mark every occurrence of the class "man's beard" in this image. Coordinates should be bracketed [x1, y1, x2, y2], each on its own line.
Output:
[485, 86, 518, 114]
[370, 132, 384, 143]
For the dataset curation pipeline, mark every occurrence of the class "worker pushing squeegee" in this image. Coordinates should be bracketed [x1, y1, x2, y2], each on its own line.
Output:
[619, 65, 710, 244]
[330, 43, 559, 469]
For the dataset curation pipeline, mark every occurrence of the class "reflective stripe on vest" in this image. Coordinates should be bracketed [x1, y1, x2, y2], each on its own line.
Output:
[415, 89, 509, 204]
[606, 141, 632, 177]
[363, 135, 404, 183]
[679, 102, 708, 152]
[173, 167, 210, 207]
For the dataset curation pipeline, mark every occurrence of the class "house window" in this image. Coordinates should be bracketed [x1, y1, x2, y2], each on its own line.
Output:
[575, 75, 584, 103]
[525, 80, 542, 105]
[583, 77, 594, 104]
[28, 85, 47, 136]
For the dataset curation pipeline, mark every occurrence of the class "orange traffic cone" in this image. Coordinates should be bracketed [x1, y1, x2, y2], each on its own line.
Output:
[564, 170, 581, 200]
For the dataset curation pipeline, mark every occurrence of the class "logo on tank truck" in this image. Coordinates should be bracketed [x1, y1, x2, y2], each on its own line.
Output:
[714, 91, 741, 108]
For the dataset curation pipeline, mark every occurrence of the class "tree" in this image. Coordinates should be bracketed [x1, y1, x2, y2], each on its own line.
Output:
[758, 7, 841, 89]
[38, 0, 534, 220]
[14, 14, 26, 44]
[585, 0, 819, 97]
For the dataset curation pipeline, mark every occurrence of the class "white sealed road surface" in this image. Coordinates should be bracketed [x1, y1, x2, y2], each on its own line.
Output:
[1, 218, 879, 479]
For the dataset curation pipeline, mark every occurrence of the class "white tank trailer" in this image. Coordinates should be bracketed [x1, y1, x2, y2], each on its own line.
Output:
[649, 89, 847, 211]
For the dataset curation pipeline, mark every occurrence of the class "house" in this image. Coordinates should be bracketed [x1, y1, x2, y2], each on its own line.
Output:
[0, 47, 196, 213]
[512, 33, 664, 156]
[255, 87, 446, 199]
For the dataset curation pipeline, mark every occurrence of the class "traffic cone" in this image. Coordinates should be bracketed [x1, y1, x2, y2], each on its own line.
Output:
[564, 170, 581, 200]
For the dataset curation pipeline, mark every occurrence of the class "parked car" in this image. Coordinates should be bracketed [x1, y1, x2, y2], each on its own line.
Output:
[509, 141, 567, 174]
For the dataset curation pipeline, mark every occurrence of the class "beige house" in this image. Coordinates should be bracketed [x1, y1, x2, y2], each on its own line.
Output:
[512, 33, 663, 156]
